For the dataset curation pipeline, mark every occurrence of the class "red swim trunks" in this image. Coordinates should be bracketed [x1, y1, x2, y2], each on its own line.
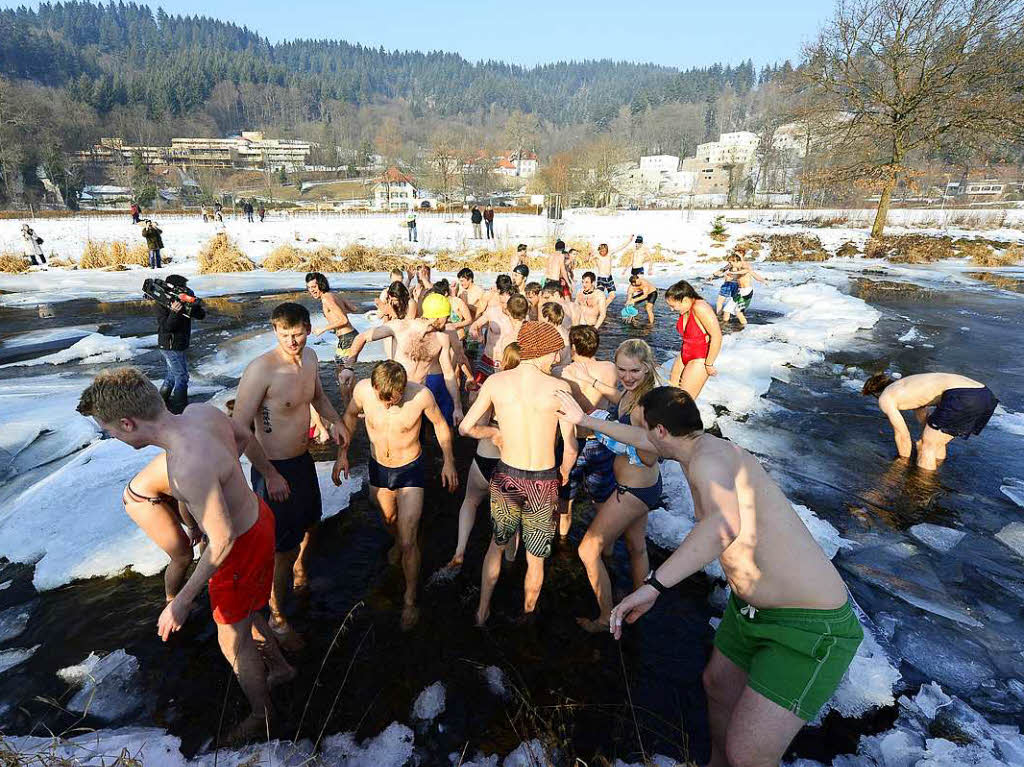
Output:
[208, 498, 275, 625]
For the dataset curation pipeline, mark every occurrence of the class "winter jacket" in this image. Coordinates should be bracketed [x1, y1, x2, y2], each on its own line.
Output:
[23, 230, 43, 256]
[483, 208, 494, 222]
[470, 208, 482, 224]
[142, 224, 164, 251]
[157, 291, 206, 351]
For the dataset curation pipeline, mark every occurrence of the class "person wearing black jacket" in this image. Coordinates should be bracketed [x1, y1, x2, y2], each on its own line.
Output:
[156, 274, 206, 414]
[470, 205, 483, 238]
[243, 200, 254, 223]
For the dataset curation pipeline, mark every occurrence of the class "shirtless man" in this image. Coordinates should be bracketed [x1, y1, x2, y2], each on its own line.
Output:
[481, 274, 516, 313]
[347, 293, 463, 428]
[554, 325, 618, 535]
[460, 321, 578, 625]
[379, 269, 405, 305]
[524, 282, 542, 320]
[233, 302, 348, 647]
[509, 243, 529, 273]
[469, 293, 529, 385]
[862, 372, 999, 471]
[540, 283, 575, 328]
[543, 240, 573, 296]
[77, 367, 295, 740]
[457, 268, 485, 319]
[335, 361, 458, 630]
[629, 235, 652, 277]
[723, 258, 768, 328]
[511, 264, 530, 294]
[555, 386, 863, 767]
[574, 272, 608, 329]
[595, 234, 634, 308]
[624, 274, 658, 326]
[306, 272, 361, 409]
[540, 301, 570, 369]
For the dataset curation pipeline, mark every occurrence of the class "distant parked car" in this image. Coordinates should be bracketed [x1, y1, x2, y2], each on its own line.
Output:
[420, 200, 432, 209]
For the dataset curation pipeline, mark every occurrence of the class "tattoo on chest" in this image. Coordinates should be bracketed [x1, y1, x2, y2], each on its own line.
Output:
[261, 405, 272, 433]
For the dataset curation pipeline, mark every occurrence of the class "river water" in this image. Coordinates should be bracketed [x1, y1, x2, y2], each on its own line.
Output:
[0, 265, 1022, 766]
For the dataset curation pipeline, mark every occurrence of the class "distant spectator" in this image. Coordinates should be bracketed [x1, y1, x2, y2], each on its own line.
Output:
[470, 205, 483, 238]
[130, 202, 141, 224]
[258, 205, 266, 222]
[243, 200, 254, 223]
[21, 224, 46, 266]
[214, 202, 223, 222]
[142, 219, 164, 269]
[407, 210, 418, 242]
[483, 205, 495, 239]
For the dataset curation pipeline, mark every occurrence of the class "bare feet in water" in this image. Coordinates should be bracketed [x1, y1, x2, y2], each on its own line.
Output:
[224, 713, 267, 745]
[269, 616, 306, 652]
[575, 616, 610, 634]
[400, 604, 420, 632]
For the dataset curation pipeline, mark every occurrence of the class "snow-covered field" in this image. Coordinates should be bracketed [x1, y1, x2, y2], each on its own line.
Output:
[1, 210, 1023, 766]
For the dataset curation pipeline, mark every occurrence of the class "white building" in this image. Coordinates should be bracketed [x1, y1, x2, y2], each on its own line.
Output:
[495, 151, 538, 178]
[639, 155, 680, 173]
[372, 167, 419, 211]
[695, 131, 758, 166]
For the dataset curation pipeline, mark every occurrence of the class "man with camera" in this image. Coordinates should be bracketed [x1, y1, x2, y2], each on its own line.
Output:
[155, 274, 206, 414]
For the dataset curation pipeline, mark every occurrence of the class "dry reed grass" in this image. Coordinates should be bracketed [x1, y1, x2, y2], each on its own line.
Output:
[197, 233, 255, 274]
[0, 253, 29, 273]
[78, 240, 149, 270]
[971, 243, 1023, 266]
[766, 234, 828, 262]
[261, 244, 306, 271]
[46, 257, 77, 269]
[835, 241, 860, 258]
[886, 235, 954, 263]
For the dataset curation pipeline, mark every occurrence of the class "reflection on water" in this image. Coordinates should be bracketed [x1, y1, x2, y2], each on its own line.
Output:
[966, 271, 1024, 294]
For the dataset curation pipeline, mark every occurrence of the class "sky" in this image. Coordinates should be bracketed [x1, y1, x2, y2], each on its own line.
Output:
[6, 0, 830, 69]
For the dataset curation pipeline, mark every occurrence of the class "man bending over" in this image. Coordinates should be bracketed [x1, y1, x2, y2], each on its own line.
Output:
[555, 386, 862, 767]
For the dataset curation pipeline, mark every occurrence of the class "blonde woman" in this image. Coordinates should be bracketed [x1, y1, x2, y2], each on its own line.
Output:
[121, 453, 201, 601]
[665, 279, 721, 401]
[563, 339, 663, 632]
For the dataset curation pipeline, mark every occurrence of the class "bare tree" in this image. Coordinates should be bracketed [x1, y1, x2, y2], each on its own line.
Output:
[428, 129, 461, 212]
[576, 135, 632, 207]
[503, 111, 540, 176]
[0, 76, 28, 204]
[802, 0, 1024, 237]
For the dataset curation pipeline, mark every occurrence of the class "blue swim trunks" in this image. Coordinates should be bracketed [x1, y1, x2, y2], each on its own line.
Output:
[424, 373, 455, 426]
[565, 438, 617, 504]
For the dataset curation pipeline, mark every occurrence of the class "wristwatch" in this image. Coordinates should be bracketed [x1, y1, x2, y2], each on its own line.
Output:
[644, 569, 668, 594]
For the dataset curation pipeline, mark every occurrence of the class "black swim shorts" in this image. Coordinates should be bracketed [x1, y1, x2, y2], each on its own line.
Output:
[927, 386, 999, 439]
[251, 451, 322, 552]
[368, 454, 426, 491]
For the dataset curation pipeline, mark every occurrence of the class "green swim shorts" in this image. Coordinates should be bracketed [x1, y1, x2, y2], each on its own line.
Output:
[713, 594, 863, 721]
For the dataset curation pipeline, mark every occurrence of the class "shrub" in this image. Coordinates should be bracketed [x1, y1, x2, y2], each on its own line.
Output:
[0, 253, 29, 273]
[197, 233, 255, 273]
[766, 234, 828, 262]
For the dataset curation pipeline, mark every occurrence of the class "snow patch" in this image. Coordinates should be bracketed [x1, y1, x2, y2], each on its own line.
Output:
[482, 665, 509, 698]
[411, 681, 446, 721]
[320, 721, 415, 767]
[3, 332, 158, 367]
[502, 740, 549, 767]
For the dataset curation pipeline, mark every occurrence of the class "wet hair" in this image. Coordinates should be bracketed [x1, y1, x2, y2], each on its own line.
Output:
[457, 267, 474, 281]
[271, 302, 311, 329]
[390, 268, 404, 280]
[524, 281, 541, 296]
[862, 373, 894, 398]
[501, 342, 522, 370]
[506, 294, 529, 320]
[305, 272, 329, 292]
[371, 360, 407, 404]
[598, 243, 608, 253]
[540, 284, 561, 298]
[665, 280, 702, 303]
[615, 339, 662, 412]
[77, 366, 164, 423]
[727, 254, 742, 263]
[541, 302, 564, 324]
[640, 386, 704, 437]
[569, 325, 599, 357]
[628, 274, 640, 285]
[496, 274, 514, 296]
[387, 281, 411, 318]
[582, 271, 596, 283]
[433, 278, 451, 296]
[517, 243, 527, 252]
[555, 239, 566, 252]
[513, 264, 530, 279]
[419, 264, 432, 276]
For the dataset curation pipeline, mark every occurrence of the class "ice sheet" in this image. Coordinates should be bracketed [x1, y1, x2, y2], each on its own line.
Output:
[482, 665, 509, 698]
[0, 600, 36, 643]
[999, 478, 1024, 510]
[0, 645, 39, 675]
[502, 739, 549, 767]
[58, 649, 144, 720]
[908, 523, 966, 553]
[995, 522, 1024, 559]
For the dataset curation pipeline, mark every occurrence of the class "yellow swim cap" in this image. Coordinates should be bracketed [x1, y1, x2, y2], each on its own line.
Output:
[421, 292, 451, 319]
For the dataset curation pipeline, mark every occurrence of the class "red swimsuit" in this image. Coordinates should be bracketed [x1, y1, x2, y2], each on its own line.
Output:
[677, 310, 710, 363]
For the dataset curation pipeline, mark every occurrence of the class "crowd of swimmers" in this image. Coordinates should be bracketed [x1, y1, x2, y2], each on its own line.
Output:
[75, 234, 1000, 764]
